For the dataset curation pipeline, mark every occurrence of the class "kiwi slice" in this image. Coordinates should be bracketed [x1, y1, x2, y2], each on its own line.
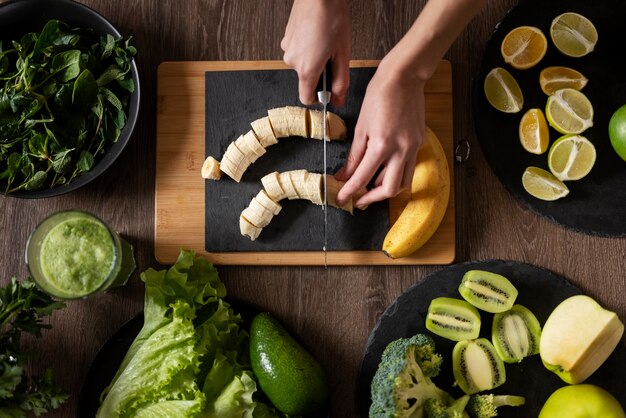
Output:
[426, 297, 481, 341]
[452, 338, 506, 395]
[492, 304, 542, 363]
[458, 270, 518, 313]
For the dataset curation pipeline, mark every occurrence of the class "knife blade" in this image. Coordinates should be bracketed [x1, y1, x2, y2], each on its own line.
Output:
[317, 65, 331, 267]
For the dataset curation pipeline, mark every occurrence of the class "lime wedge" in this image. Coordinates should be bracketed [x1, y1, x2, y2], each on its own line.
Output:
[519, 108, 549, 154]
[548, 135, 596, 181]
[545, 88, 593, 134]
[522, 167, 570, 201]
[484, 67, 524, 113]
[550, 12, 598, 58]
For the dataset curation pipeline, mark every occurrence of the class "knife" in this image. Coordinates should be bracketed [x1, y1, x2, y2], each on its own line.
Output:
[317, 64, 331, 267]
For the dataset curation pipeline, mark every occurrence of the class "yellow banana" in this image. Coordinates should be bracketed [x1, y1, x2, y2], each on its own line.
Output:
[382, 127, 450, 259]
[201, 156, 221, 180]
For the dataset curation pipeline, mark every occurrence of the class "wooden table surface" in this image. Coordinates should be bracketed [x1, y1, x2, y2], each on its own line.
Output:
[1, 0, 625, 417]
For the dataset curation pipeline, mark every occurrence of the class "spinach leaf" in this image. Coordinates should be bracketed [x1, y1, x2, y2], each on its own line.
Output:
[0, 20, 136, 193]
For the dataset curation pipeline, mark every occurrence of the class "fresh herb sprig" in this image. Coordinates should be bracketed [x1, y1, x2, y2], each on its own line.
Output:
[0, 278, 67, 417]
[0, 19, 136, 193]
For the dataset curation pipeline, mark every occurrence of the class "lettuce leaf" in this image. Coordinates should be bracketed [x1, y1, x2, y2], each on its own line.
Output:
[98, 249, 278, 418]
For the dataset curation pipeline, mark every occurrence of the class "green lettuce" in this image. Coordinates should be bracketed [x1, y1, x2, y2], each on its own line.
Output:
[97, 249, 280, 418]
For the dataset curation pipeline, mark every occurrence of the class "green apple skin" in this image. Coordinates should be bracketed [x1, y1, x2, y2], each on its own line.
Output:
[542, 359, 576, 384]
[539, 384, 626, 418]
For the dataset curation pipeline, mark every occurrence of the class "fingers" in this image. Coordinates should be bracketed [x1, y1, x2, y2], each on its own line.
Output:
[297, 70, 319, 105]
[331, 54, 349, 107]
[355, 159, 404, 209]
[336, 144, 384, 206]
[335, 126, 367, 181]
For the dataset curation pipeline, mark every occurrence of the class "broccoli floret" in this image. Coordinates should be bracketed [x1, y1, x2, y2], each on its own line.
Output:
[466, 394, 525, 418]
[425, 395, 470, 418]
[369, 334, 451, 418]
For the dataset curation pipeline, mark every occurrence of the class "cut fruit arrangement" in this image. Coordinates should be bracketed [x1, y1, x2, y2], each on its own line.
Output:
[202, 105, 450, 257]
[483, 12, 604, 202]
[369, 268, 626, 417]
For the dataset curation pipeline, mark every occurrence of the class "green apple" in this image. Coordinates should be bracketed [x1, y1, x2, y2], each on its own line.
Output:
[540, 295, 624, 384]
[539, 384, 626, 418]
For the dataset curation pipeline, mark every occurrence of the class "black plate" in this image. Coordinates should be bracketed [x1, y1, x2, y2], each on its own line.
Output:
[0, 0, 140, 199]
[78, 299, 258, 417]
[357, 260, 626, 417]
[474, 0, 626, 236]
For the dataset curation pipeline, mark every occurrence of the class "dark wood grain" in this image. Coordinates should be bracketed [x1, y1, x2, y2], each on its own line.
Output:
[0, 0, 624, 417]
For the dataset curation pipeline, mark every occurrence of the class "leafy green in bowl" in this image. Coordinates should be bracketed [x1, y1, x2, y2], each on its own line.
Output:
[0, 0, 139, 198]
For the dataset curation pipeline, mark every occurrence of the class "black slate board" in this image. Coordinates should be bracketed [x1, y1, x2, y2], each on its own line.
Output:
[204, 68, 389, 252]
[357, 260, 626, 417]
[474, 0, 626, 236]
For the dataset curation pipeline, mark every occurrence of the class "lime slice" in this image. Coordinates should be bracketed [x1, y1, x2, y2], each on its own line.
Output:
[519, 108, 549, 154]
[550, 12, 598, 58]
[484, 67, 524, 113]
[545, 88, 593, 134]
[548, 135, 596, 181]
[522, 167, 569, 201]
[501, 26, 548, 70]
[539, 66, 588, 95]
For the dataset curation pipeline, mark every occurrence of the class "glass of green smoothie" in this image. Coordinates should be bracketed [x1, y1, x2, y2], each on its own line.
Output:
[26, 210, 136, 299]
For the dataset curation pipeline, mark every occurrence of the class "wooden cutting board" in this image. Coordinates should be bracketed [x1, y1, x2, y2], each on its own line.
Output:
[155, 60, 454, 265]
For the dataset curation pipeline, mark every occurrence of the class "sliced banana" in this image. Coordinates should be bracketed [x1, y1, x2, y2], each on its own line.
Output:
[255, 190, 282, 215]
[268, 106, 308, 138]
[240, 170, 363, 241]
[239, 215, 262, 241]
[251, 116, 278, 147]
[203, 106, 347, 181]
[325, 175, 353, 214]
[308, 109, 347, 141]
[240, 130, 266, 159]
[242, 198, 275, 228]
[201, 156, 221, 180]
[261, 172, 287, 201]
[278, 171, 299, 200]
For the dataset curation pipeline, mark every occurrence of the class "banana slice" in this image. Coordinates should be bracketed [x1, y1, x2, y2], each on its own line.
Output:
[268, 106, 308, 138]
[239, 215, 262, 241]
[242, 198, 275, 228]
[278, 171, 299, 200]
[261, 172, 287, 201]
[303, 172, 323, 205]
[201, 156, 221, 180]
[326, 175, 353, 214]
[251, 116, 278, 147]
[308, 109, 347, 141]
[221, 141, 252, 182]
[240, 130, 266, 160]
[255, 190, 282, 215]
[288, 170, 309, 199]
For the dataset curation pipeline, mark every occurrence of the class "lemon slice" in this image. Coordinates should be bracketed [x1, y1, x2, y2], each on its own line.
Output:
[550, 12, 598, 58]
[545, 88, 593, 134]
[484, 67, 524, 113]
[539, 66, 588, 95]
[501, 26, 548, 69]
[548, 135, 596, 181]
[522, 167, 570, 201]
[519, 108, 549, 154]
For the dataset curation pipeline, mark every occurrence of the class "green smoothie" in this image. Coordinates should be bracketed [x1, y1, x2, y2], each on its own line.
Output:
[39, 217, 116, 297]
[27, 210, 135, 299]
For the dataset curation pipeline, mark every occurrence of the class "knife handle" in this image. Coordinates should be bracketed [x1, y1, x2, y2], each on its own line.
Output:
[315, 61, 333, 95]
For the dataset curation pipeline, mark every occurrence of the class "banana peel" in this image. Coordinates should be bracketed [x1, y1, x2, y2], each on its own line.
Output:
[382, 127, 450, 259]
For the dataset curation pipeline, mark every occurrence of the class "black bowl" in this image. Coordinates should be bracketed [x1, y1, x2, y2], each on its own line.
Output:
[0, 0, 140, 198]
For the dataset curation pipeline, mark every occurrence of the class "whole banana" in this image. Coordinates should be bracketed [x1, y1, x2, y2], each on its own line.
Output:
[382, 127, 450, 259]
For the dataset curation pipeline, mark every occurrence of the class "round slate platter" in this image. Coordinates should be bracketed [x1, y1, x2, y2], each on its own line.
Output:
[473, 0, 626, 236]
[357, 260, 626, 417]
[78, 300, 259, 417]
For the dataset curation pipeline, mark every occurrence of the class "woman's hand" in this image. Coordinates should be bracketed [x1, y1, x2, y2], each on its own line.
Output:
[335, 62, 426, 209]
[281, 0, 350, 106]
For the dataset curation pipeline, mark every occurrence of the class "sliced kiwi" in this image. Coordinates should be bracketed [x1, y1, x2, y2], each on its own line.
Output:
[452, 338, 506, 395]
[458, 270, 518, 313]
[426, 297, 481, 341]
[492, 304, 542, 363]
